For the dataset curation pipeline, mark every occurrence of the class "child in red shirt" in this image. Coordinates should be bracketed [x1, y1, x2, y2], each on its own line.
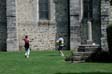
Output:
[23, 35, 30, 58]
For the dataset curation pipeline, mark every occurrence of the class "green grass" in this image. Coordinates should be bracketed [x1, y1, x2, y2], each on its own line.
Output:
[0, 51, 112, 74]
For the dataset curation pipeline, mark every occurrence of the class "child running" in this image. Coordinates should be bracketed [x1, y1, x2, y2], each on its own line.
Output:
[23, 35, 30, 58]
[56, 37, 64, 56]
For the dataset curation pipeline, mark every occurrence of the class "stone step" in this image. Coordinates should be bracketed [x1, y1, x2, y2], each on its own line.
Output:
[72, 52, 93, 56]
[65, 55, 86, 63]
[65, 44, 100, 63]
[65, 52, 93, 62]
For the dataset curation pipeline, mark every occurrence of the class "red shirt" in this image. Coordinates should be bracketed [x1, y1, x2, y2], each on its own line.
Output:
[24, 38, 29, 44]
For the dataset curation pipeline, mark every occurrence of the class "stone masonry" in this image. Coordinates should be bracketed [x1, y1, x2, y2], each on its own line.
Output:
[17, 0, 56, 50]
[17, 0, 69, 50]
[110, 1, 112, 23]
[101, 0, 110, 51]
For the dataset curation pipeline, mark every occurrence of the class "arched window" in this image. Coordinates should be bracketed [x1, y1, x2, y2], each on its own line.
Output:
[39, 0, 49, 20]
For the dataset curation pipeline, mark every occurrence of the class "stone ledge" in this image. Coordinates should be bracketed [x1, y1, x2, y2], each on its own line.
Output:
[78, 44, 100, 52]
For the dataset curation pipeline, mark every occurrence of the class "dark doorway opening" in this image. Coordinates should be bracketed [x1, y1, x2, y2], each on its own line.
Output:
[0, 0, 7, 51]
[55, 0, 70, 50]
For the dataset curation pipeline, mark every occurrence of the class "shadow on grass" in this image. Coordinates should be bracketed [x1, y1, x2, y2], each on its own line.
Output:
[55, 72, 112, 74]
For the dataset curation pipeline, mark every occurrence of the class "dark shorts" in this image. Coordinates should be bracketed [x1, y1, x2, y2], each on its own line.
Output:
[58, 46, 63, 50]
[24, 44, 29, 51]
[25, 47, 29, 51]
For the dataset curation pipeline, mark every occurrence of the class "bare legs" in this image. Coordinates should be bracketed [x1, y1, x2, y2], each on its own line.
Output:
[25, 48, 30, 58]
[59, 50, 64, 56]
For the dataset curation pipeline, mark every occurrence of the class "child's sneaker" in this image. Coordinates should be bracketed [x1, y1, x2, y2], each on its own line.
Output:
[61, 54, 64, 56]
[26, 55, 29, 58]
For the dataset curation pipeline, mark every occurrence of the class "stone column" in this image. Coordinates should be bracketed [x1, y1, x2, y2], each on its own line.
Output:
[87, 20, 93, 44]
[70, 0, 81, 50]
[101, 0, 110, 51]
[6, 0, 19, 51]
[79, 0, 83, 22]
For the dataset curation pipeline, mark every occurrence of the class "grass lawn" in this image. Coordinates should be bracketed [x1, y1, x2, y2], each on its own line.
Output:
[0, 51, 112, 74]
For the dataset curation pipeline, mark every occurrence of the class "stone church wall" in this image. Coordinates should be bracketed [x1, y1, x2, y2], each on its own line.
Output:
[16, 0, 69, 50]
[0, 0, 110, 51]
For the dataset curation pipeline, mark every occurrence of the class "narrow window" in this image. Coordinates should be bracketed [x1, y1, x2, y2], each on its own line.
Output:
[110, 0, 112, 5]
[83, 0, 93, 19]
[83, 0, 88, 18]
[39, 0, 49, 20]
